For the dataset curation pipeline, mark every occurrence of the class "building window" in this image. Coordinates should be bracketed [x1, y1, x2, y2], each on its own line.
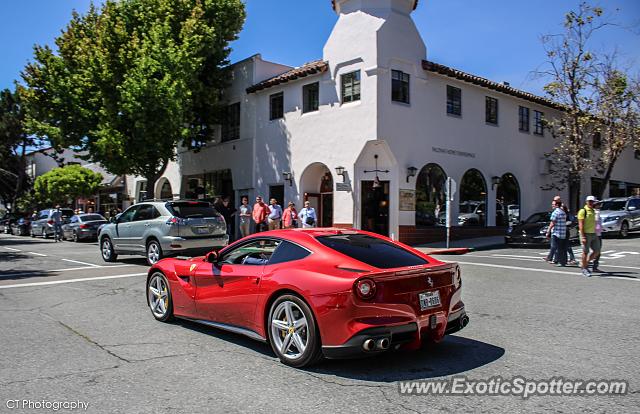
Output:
[592, 131, 602, 149]
[341, 70, 361, 103]
[302, 82, 319, 113]
[270, 92, 284, 120]
[222, 102, 240, 142]
[485, 97, 498, 124]
[446, 85, 462, 116]
[534, 110, 544, 136]
[518, 106, 530, 132]
[391, 70, 410, 104]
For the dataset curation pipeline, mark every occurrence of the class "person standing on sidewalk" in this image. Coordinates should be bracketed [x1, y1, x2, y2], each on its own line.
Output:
[282, 202, 298, 229]
[268, 198, 283, 230]
[546, 200, 568, 267]
[591, 200, 604, 273]
[299, 201, 317, 228]
[252, 196, 270, 233]
[578, 196, 601, 277]
[238, 196, 252, 239]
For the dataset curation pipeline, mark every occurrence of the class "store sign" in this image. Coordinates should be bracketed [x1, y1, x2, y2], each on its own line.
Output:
[432, 146, 476, 158]
[336, 182, 351, 192]
[399, 189, 416, 211]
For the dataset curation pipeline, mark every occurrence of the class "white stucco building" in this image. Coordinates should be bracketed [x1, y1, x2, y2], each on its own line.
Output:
[146, 0, 639, 244]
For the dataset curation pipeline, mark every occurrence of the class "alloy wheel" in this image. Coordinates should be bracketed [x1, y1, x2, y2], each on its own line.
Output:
[147, 242, 161, 265]
[148, 273, 169, 319]
[620, 222, 629, 238]
[102, 239, 112, 260]
[270, 301, 309, 360]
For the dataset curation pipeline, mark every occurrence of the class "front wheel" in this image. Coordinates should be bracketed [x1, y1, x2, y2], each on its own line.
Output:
[268, 295, 323, 368]
[101, 237, 118, 262]
[146, 240, 163, 265]
[619, 221, 629, 238]
[147, 272, 173, 322]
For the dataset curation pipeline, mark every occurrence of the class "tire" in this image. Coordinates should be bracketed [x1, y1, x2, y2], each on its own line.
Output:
[146, 239, 163, 266]
[30, 229, 35, 238]
[73, 231, 79, 243]
[42, 229, 49, 239]
[619, 221, 629, 238]
[100, 237, 118, 262]
[147, 272, 174, 322]
[267, 294, 323, 368]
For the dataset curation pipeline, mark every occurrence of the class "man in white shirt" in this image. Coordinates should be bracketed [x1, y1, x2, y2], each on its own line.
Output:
[299, 201, 317, 228]
[268, 198, 283, 230]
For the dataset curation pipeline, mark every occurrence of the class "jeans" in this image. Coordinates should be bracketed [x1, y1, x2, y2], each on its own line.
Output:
[553, 235, 568, 266]
[546, 236, 557, 262]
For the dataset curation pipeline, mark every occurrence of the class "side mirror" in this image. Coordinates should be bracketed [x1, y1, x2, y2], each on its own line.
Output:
[205, 251, 218, 263]
[628, 206, 637, 211]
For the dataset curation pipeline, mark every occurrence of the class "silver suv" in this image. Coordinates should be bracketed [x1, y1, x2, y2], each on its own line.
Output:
[99, 200, 228, 265]
[599, 196, 640, 238]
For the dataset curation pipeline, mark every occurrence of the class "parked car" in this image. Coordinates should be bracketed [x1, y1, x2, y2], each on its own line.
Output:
[10, 215, 31, 236]
[1, 212, 21, 234]
[598, 196, 640, 238]
[457, 201, 485, 226]
[505, 211, 578, 246]
[99, 200, 228, 265]
[146, 228, 468, 367]
[30, 208, 75, 238]
[61, 213, 108, 242]
[507, 204, 520, 224]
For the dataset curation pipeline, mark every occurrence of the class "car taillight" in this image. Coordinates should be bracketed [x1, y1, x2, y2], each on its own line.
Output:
[452, 266, 462, 289]
[166, 217, 184, 225]
[47, 220, 54, 225]
[79, 224, 88, 229]
[355, 278, 376, 300]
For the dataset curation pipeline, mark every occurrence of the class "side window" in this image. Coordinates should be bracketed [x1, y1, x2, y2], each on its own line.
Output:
[134, 205, 158, 221]
[629, 199, 639, 210]
[70, 216, 78, 223]
[269, 241, 311, 265]
[38, 210, 49, 220]
[220, 239, 281, 265]
[118, 206, 138, 223]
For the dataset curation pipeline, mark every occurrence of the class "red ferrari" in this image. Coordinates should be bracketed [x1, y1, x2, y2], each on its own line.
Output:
[146, 228, 468, 367]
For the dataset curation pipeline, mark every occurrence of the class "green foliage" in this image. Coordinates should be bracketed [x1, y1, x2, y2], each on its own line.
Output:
[22, 0, 245, 191]
[33, 165, 103, 205]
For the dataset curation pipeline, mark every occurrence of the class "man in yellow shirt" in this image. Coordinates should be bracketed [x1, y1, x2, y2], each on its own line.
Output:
[577, 195, 600, 277]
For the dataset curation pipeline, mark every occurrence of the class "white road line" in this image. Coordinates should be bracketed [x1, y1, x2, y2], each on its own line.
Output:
[61, 258, 101, 267]
[2, 247, 20, 251]
[475, 254, 640, 271]
[0, 272, 147, 289]
[0, 264, 136, 278]
[454, 260, 640, 282]
[28, 252, 47, 257]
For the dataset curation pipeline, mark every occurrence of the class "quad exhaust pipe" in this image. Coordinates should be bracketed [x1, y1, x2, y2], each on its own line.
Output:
[461, 315, 469, 328]
[376, 338, 390, 350]
[362, 339, 375, 351]
[362, 337, 390, 351]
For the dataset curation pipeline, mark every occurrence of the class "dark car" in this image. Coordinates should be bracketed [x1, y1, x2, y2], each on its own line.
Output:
[505, 211, 578, 246]
[62, 213, 108, 242]
[10, 216, 31, 236]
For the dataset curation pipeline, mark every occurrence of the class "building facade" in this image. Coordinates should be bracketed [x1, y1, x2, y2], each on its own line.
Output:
[152, 0, 639, 244]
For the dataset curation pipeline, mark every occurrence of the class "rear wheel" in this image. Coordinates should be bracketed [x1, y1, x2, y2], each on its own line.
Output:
[147, 272, 173, 322]
[268, 294, 323, 368]
[146, 240, 163, 265]
[619, 221, 629, 238]
[73, 231, 79, 243]
[101, 237, 117, 262]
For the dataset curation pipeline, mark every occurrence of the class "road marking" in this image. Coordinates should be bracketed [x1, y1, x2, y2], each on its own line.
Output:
[2, 247, 20, 251]
[61, 258, 101, 267]
[454, 260, 640, 282]
[0, 264, 136, 278]
[0, 272, 147, 289]
[29, 252, 47, 257]
[475, 254, 640, 270]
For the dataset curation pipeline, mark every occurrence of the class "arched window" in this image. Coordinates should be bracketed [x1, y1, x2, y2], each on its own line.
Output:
[459, 169, 487, 227]
[415, 163, 447, 227]
[497, 173, 520, 225]
[160, 181, 173, 200]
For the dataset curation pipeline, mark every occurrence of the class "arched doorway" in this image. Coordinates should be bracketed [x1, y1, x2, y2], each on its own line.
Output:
[159, 180, 173, 200]
[300, 163, 334, 227]
[459, 169, 487, 226]
[496, 173, 520, 226]
[415, 163, 447, 226]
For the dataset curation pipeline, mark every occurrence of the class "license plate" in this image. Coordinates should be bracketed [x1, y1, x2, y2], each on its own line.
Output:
[194, 227, 210, 234]
[419, 290, 441, 310]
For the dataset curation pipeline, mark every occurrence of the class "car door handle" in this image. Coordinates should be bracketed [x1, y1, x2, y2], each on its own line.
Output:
[145, 223, 150, 226]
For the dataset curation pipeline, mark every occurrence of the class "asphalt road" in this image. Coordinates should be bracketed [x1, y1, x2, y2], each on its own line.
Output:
[0, 233, 639, 413]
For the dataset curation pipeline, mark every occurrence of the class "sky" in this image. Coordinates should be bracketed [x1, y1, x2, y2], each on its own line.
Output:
[1, 0, 639, 97]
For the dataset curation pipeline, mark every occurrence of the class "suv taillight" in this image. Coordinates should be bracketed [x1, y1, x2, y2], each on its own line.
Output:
[166, 217, 184, 225]
[47, 220, 54, 225]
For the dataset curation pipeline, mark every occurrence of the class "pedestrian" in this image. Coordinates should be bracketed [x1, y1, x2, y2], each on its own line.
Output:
[578, 195, 601, 277]
[238, 196, 252, 239]
[544, 198, 558, 263]
[215, 196, 237, 240]
[546, 200, 568, 267]
[299, 201, 317, 228]
[252, 196, 270, 233]
[561, 202, 578, 265]
[52, 204, 63, 242]
[592, 200, 604, 273]
[282, 202, 298, 229]
[268, 198, 283, 230]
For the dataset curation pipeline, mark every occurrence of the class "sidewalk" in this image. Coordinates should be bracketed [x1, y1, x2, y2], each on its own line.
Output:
[414, 235, 505, 255]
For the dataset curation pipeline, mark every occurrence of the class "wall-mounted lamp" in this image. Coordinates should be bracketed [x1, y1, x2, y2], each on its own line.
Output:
[491, 176, 501, 190]
[283, 171, 293, 187]
[335, 166, 346, 184]
[406, 166, 418, 183]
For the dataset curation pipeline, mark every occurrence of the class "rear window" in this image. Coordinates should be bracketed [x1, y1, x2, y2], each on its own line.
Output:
[166, 202, 219, 219]
[80, 214, 105, 222]
[316, 234, 428, 269]
[60, 209, 75, 217]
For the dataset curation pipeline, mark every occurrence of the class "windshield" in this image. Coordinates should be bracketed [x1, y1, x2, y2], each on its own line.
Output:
[600, 201, 626, 211]
[316, 234, 428, 269]
[80, 214, 106, 222]
[525, 212, 550, 224]
[167, 201, 219, 219]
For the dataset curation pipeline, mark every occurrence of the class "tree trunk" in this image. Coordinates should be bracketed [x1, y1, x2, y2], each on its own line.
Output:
[598, 157, 617, 201]
[142, 159, 169, 201]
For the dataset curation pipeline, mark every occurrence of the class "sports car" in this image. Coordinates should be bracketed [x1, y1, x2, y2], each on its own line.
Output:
[146, 228, 468, 367]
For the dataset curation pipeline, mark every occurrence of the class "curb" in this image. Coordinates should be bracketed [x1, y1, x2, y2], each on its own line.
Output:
[424, 242, 506, 255]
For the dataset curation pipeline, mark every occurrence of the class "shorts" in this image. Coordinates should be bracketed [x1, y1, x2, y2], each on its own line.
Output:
[582, 233, 601, 254]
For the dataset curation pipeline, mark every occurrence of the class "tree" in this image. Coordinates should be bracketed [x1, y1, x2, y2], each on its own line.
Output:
[592, 61, 640, 200]
[537, 3, 607, 209]
[33, 165, 103, 205]
[22, 0, 245, 196]
[0, 87, 34, 210]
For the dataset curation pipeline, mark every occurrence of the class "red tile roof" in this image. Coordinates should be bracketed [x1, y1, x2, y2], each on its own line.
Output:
[422, 60, 561, 110]
[331, 0, 418, 11]
[246, 60, 329, 94]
